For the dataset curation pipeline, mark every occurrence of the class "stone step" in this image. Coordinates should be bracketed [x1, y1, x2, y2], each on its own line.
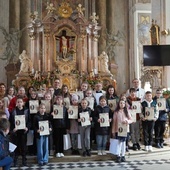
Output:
[21, 144, 170, 164]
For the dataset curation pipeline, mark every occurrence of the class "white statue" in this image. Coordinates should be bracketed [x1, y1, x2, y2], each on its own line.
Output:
[90, 12, 99, 24]
[46, 2, 56, 14]
[98, 51, 110, 74]
[19, 50, 33, 74]
[76, 4, 85, 16]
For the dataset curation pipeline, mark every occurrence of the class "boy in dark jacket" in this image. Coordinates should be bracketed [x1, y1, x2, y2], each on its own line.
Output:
[0, 118, 13, 170]
[93, 96, 112, 155]
[153, 89, 169, 148]
[10, 97, 30, 166]
[140, 91, 158, 152]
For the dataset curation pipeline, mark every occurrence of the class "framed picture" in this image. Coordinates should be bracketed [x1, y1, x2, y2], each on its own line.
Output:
[68, 105, 78, 119]
[15, 115, 26, 130]
[29, 100, 39, 114]
[108, 99, 117, 111]
[128, 109, 136, 123]
[145, 107, 154, 120]
[132, 101, 141, 113]
[86, 97, 94, 110]
[41, 100, 51, 113]
[79, 111, 91, 126]
[39, 120, 50, 136]
[75, 91, 84, 103]
[63, 97, 70, 109]
[53, 105, 63, 119]
[157, 98, 166, 111]
[118, 123, 128, 137]
[99, 113, 110, 127]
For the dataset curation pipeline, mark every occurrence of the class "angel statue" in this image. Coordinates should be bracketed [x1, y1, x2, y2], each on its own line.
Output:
[19, 50, 33, 74]
[46, 2, 56, 14]
[0, 26, 24, 63]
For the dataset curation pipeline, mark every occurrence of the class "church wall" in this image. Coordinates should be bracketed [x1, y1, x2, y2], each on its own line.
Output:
[0, 0, 9, 84]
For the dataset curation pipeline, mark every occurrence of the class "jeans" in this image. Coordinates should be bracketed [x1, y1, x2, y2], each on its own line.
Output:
[79, 126, 91, 151]
[37, 136, 49, 164]
[0, 156, 13, 170]
[96, 135, 108, 150]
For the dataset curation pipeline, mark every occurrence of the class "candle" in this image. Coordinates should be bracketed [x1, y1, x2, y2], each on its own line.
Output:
[94, 68, 97, 74]
[38, 60, 41, 71]
[48, 59, 50, 71]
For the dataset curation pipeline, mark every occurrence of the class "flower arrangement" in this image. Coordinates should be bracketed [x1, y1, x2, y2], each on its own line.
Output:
[29, 72, 49, 90]
[82, 72, 101, 89]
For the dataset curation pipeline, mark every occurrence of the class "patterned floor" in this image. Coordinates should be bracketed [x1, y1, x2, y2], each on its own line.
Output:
[11, 158, 170, 170]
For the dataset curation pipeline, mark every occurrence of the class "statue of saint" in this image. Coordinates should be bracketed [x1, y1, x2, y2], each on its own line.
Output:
[76, 4, 85, 16]
[90, 12, 99, 24]
[61, 36, 68, 58]
[98, 51, 110, 74]
[19, 50, 33, 74]
[150, 19, 160, 45]
[46, 2, 56, 14]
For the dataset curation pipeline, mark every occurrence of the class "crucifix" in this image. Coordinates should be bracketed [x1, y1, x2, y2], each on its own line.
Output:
[56, 30, 75, 59]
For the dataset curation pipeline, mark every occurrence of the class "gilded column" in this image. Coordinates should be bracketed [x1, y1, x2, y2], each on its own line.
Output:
[95, 0, 106, 54]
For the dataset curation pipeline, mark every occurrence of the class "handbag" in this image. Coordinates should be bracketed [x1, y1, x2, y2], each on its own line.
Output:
[109, 138, 119, 155]
[63, 134, 72, 150]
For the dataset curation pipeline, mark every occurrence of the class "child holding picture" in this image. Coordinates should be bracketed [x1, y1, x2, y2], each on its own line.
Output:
[33, 103, 52, 166]
[51, 95, 69, 158]
[78, 98, 92, 157]
[141, 91, 159, 152]
[93, 96, 112, 156]
[10, 97, 30, 166]
[112, 99, 132, 163]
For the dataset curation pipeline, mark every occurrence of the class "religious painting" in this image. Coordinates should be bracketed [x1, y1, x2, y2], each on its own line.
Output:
[55, 28, 76, 61]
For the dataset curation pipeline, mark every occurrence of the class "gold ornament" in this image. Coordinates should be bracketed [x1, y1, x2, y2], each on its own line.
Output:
[58, 2, 73, 18]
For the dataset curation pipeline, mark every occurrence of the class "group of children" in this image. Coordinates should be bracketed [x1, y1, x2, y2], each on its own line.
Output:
[0, 80, 169, 168]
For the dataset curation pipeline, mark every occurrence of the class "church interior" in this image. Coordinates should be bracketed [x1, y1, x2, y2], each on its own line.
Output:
[0, 0, 169, 94]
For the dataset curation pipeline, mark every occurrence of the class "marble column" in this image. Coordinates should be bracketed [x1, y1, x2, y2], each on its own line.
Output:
[9, 0, 20, 29]
[95, 0, 106, 54]
[106, 0, 115, 33]
[20, 0, 31, 53]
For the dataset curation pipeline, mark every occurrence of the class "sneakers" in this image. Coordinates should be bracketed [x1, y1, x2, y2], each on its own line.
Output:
[121, 156, 126, 162]
[156, 143, 161, 148]
[116, 156, 121, 163]
[145, 145, 149, 151]
[60, 153, 64, 157]
[98, 150, 102, 156]
[83, 151, 87, 157]
[101, 150, 107, 155]
[148, 145, 152, 152]
[86, 150, 91, 157]
[160, 143, 164, 148]
[56, 153, 61, 158]
[133, 144, 138, 151]
[136, 143, 141, 150]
